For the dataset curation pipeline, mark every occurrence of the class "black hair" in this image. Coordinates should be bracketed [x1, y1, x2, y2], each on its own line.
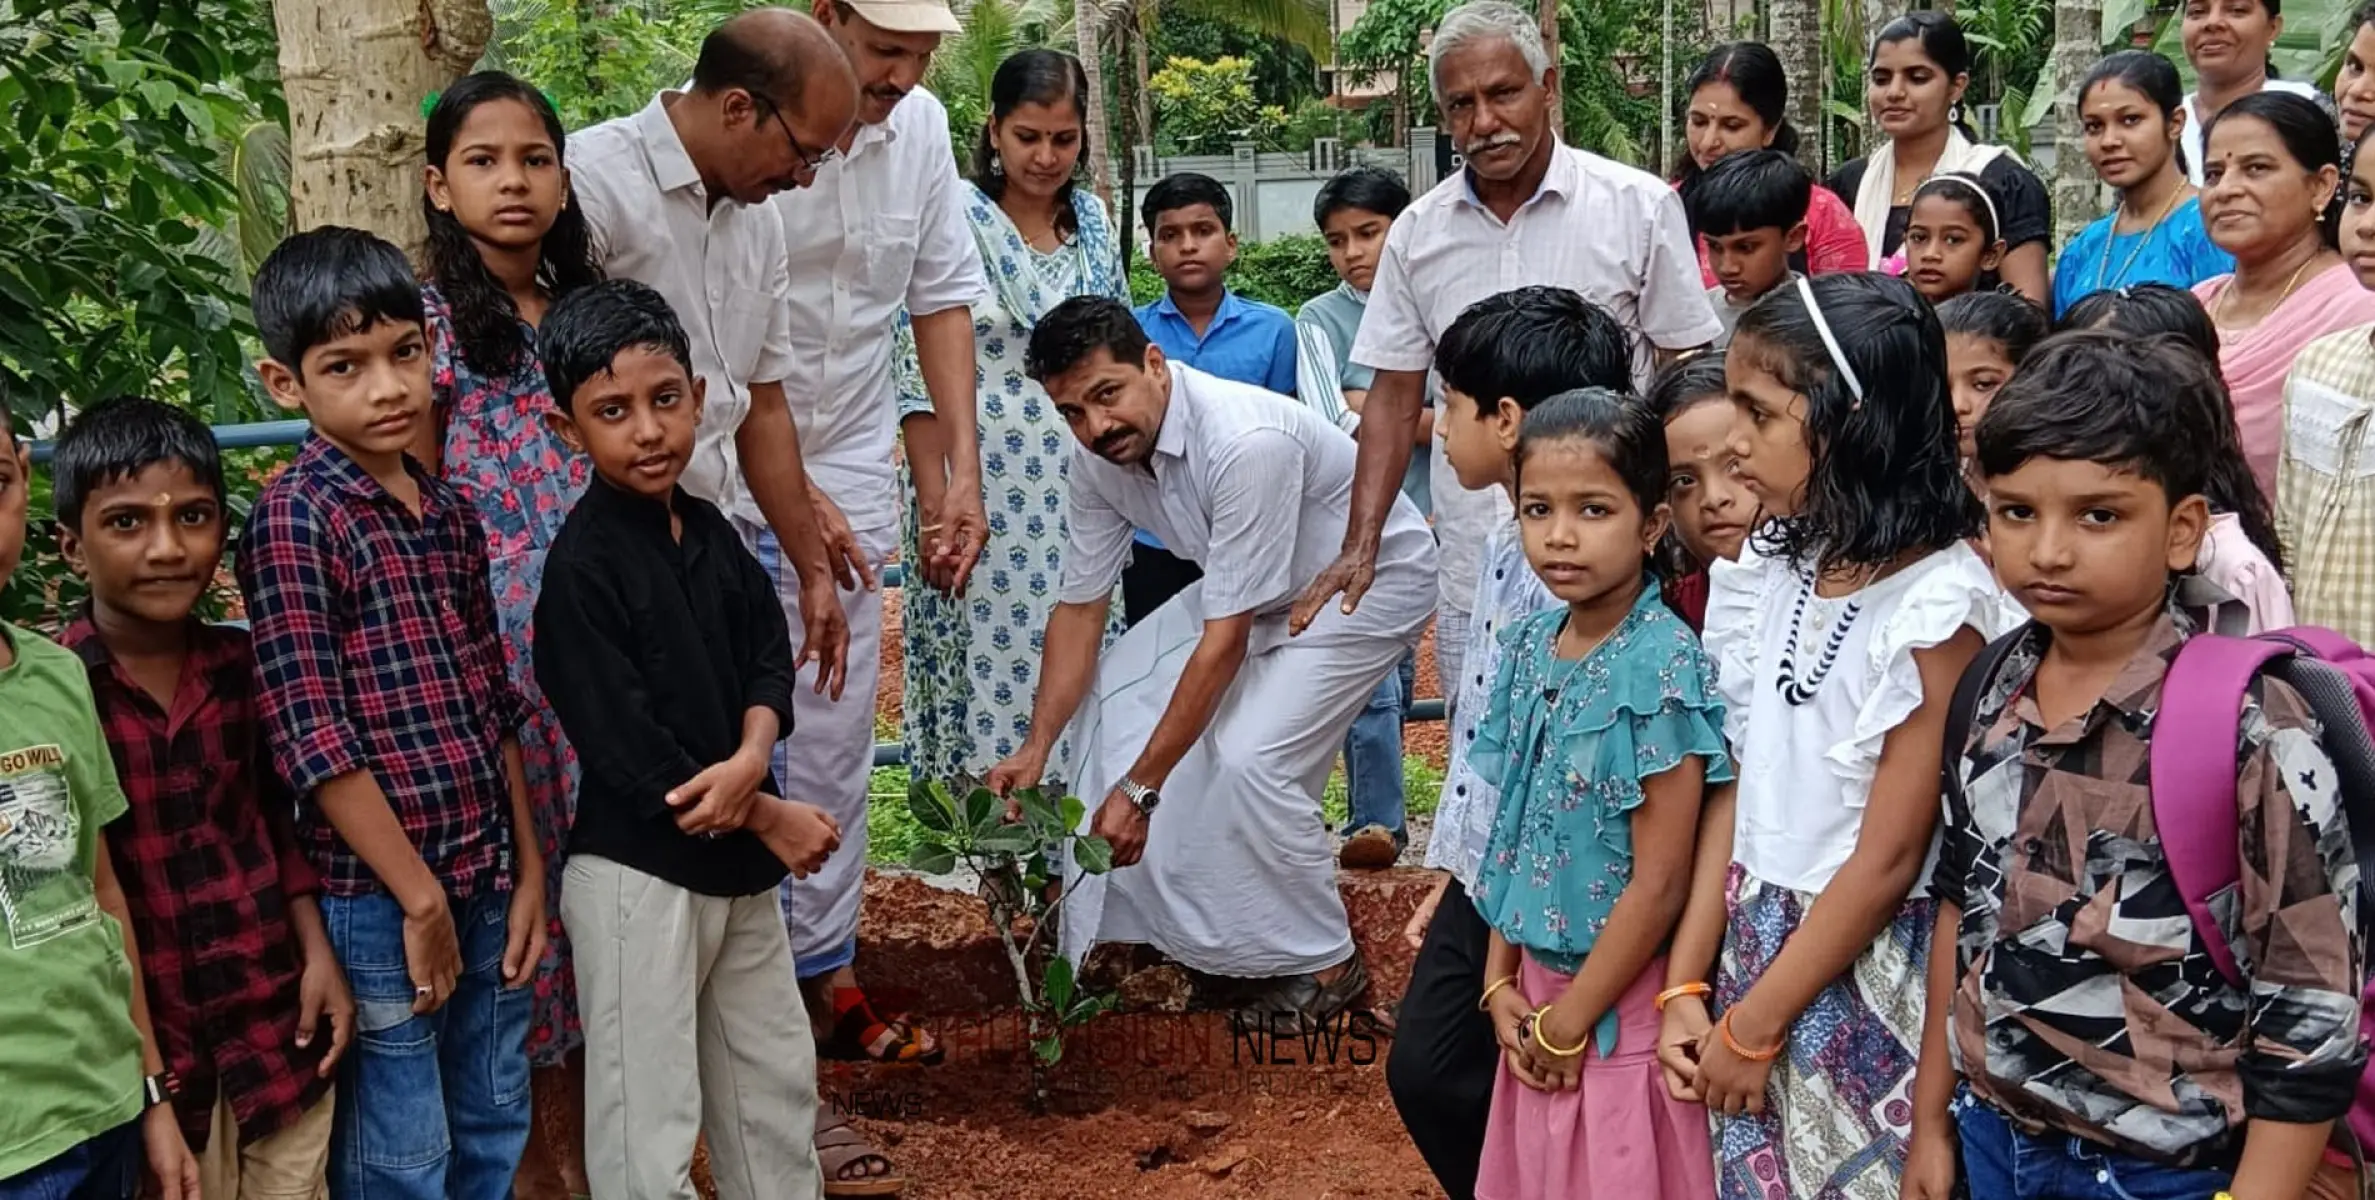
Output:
[690, 11, 819, 111]
[1024, 295, 1153, 382]
[2056, 284, 2283, 571]
[971, 49, 1091, 241]
[251, 226, 426, 376]
[2079, 51, 2189, 177]
[1514, 387, 1676, 606]
[1645, 353, 1731, 425]
[1684, 148, 1812, 239]
[1908, 172, 2002, 244]
[1313, 165, 1411, 228]
[1938, 292, 2048, 365]
[1433, 286, 1633, 416]
[421, 72, 603, 378]
[1873, 11, 1976, 137]
[1974, 329, 2219, 507]
[1143, 172, 1233, 233]
[1675, 43, 1800, 187]
[534, 279, 695, 414]
[1643, 354, 1734, 581]
[50, 396, 226, 532]
[1733, 272, 1981, 571]
[2202, 90, 2344, 246]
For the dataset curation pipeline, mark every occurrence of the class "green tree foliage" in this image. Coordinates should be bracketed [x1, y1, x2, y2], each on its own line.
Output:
[1146, 55, 1266, 154]
[479, 0, 748, 131]
[1337, 0, 1662, 165]
[0, 0, 283, 435]
[1143, 6, 1321, 110]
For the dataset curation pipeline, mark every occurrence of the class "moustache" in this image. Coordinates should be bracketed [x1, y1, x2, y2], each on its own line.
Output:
[1462, 132, 1522, 156]
[1094, 432, 1132, 458]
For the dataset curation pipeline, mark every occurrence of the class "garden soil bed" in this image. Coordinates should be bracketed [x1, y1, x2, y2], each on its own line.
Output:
[843, 575, 1451, 1197]
[820, 1014, 1441, 1199]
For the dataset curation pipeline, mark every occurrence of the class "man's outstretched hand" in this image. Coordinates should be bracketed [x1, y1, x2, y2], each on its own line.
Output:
[1290, 548, 1376, 635]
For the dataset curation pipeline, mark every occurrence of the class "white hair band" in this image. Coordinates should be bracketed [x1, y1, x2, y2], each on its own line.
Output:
[1919, 171, 2001, 240]
[1795, 275, 1864, 405]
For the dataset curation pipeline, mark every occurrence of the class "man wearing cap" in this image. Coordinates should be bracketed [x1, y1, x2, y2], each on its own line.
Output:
[760, 1, 986, 1193]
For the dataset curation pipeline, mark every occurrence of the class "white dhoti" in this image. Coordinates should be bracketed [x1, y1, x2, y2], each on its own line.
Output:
[738, 517, 895, 976]
[1058, 580, 1427, 978]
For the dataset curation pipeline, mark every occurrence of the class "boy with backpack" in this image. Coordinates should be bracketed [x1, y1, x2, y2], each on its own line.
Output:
[1910, 330, 2367, 1200]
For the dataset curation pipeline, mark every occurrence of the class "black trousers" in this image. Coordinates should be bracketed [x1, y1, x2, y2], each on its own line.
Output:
[1386, 877, 1496, 1200]
[1120, 542, 1204, 628]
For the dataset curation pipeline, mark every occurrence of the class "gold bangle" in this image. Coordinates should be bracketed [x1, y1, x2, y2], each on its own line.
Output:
[1477, 975, 1519, 1011]
[1654, 982, 1712, 1013]
[1530, 1003, 1588, 1058]
[1719, 1010, 1784, 1063]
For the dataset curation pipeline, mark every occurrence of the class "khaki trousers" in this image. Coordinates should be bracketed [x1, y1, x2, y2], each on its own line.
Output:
[562, 855, 822, 1200]
[196, 1090, 333, 1200]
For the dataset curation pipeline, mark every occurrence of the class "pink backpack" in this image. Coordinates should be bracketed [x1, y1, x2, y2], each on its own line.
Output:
[1948, 625, 2375, 1158]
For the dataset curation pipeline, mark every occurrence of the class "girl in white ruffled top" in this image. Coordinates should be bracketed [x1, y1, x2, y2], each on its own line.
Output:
[1653, 274, 2020, 1200]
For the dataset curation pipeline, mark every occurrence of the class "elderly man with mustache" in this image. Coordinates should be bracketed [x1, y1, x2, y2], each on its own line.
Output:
[1286, 3, 1720, 1197]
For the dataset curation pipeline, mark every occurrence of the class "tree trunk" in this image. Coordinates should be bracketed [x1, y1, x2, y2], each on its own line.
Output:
[2050, 0, 2105, 246]
[1538, 0, 1564, 140]
[1077, 7, 1116, 210]
[1769, 0, 1824, 173]
[1119, 16, 1149, 274]
[273, 0, 490, 259]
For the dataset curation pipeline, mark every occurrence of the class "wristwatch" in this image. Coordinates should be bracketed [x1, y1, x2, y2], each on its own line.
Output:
[1118, 776, 1161, 815]
[143, 1071, 176, 1110]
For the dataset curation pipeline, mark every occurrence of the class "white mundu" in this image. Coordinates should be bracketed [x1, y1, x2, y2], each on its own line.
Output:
[1055, 365, 1437, 977]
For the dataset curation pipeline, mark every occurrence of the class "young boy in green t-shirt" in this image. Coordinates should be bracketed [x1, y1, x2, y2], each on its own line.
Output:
[0, 436, 196, 1199]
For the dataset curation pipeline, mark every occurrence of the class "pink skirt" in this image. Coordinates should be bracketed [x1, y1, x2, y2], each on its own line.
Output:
[1474, 953, 1718, 1200]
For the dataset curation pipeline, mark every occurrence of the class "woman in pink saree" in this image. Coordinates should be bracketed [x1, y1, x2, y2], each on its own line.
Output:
[2192, 90, 2375, 493]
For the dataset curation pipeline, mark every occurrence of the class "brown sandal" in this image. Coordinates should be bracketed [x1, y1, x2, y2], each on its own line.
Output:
[816, 1112, 903, 1197]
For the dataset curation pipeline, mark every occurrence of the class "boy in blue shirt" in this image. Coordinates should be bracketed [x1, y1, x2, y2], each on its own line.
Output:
[1125, 172, 1300, 624]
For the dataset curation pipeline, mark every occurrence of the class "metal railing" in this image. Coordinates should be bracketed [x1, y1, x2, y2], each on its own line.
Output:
[29, 418, 1449, 770]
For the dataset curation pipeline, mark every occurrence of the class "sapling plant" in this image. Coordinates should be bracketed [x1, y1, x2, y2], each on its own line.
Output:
[904, 780, 1116, 1109]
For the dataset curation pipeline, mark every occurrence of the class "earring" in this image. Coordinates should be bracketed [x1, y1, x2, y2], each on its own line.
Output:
[1949, 102, 1963, 124]
[991, 152, 1005, 177]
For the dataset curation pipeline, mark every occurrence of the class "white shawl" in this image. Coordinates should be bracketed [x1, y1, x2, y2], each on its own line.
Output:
[1852, 129, 2012, 264]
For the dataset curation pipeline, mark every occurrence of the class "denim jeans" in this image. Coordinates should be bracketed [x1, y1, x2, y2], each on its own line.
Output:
[1956, 1089, 2233, 1200]
[1343, 649, 1416, 842]
[0, 1119, 139, 1200]
[324, 889, 531, 1200]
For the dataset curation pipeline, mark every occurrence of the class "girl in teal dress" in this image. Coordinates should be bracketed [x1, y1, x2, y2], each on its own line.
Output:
[1471, 389, 1732, 1200]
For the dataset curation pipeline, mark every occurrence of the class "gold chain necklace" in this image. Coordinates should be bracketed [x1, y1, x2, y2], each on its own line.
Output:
[2215, 255, 2315, 329]
[2093, 185, 2186, 293]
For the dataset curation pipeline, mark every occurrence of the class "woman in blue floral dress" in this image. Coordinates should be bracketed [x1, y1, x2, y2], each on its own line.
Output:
[416, 74, 601, 1090]
[896, 50, 1126, 789]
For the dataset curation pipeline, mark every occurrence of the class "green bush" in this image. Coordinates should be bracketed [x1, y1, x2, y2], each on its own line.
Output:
[1126, 233, 1339, 315]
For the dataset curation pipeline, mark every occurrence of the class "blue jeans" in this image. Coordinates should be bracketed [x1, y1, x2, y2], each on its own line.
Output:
[1957, 1089, 2233, 1200]
[0, 1119, 139, 1200]
[1343, 649, 1416, 843]
[324, 889, 531, 1200]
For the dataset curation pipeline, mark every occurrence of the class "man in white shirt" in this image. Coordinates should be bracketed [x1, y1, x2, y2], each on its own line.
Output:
[985, 297, 1436, 1022]
[569, 8, 859, 694]
[758, 0, 985, 1158]
[1291, 0, 1718, 703]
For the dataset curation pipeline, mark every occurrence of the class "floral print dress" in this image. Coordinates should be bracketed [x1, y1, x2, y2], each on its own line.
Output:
[893, 186, 1128, 786]
[423, 285, 587, 1065]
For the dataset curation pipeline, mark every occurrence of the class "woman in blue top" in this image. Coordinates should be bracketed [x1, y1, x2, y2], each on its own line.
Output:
[1469, 389, 1732, 1200]
[2054, 51, 2234, 315]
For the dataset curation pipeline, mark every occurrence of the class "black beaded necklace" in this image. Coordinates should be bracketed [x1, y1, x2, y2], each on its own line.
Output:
[1776, 572, 1864, 706]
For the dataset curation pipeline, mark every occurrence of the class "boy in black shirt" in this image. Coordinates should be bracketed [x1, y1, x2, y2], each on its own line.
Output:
[531, 280, 841, 1200]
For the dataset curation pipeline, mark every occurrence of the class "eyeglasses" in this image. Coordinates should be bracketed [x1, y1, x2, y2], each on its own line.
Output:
[759, 97, 841, 177]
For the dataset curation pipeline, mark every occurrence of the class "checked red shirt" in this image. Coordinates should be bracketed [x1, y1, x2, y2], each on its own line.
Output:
[58, 617, 330, 1151]
[237, 435, 524, 897]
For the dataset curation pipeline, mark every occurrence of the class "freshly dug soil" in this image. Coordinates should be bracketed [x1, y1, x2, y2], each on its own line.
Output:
[822, 1013, 1443, 1199]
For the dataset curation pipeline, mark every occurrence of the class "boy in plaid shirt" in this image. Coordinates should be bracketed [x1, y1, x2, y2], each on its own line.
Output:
[53, 396, 352, 1197]
[237, 228, 545, 1200]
